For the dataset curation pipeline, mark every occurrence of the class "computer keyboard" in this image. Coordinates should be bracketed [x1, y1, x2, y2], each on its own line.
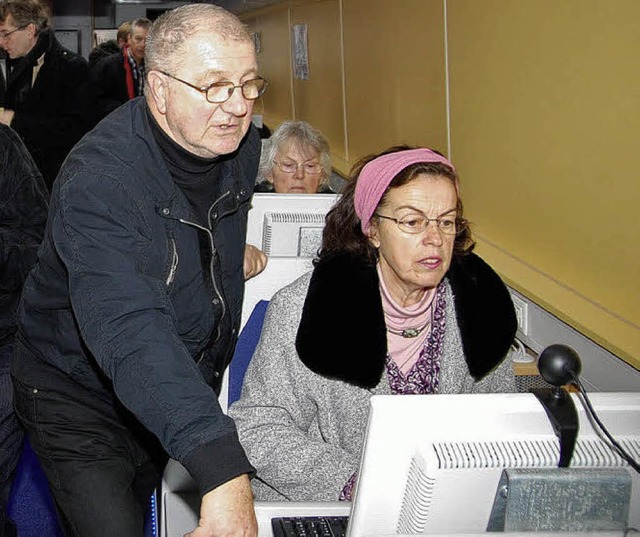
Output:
[271, 515, 349, 537]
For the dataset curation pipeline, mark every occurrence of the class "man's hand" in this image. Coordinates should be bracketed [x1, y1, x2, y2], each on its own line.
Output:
[185, 474, 257, 537]
[243, 244, 267, 281]
[0, 108, 15, 126]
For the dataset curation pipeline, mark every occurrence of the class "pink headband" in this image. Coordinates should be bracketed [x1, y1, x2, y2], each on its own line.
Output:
[354, 148, 457, 234]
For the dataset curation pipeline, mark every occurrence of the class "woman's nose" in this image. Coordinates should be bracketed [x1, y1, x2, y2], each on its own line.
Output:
[422, 221, 444, 245]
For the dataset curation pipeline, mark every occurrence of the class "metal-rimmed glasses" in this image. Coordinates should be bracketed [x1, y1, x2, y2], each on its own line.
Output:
[273, 160, 323, 175]
[0, 25, 27, 40]
[374, 212, 466, 236]
[156, 70, 268, 104]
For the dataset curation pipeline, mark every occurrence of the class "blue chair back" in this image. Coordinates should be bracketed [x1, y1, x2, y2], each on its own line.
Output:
[228, 300, 270, 406]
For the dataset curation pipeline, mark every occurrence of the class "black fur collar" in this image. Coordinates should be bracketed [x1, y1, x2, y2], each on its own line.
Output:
[295, 252, 517, 389]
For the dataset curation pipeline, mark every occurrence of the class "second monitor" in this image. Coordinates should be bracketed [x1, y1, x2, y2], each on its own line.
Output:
[246, 193, 340, 257]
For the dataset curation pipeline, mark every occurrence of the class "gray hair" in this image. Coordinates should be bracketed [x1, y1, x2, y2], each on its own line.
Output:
[260, 121, 332, 187]
[145, 3, 251, 74]
[131, 17, 152, 33]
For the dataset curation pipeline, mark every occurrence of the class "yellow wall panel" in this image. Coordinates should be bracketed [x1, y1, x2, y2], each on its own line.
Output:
[290, 1, 346, 168]
[342, 0, 448, 169]
[243, 5, 294, 129]
[447, 0, 640, 365]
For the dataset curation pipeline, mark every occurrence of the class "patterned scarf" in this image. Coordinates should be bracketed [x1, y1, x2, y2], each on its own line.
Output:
[385, 281, 447, 394]
[126, 47, 145, 97]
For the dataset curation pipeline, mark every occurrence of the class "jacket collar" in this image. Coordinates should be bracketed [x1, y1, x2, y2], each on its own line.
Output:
[6, 27, 51, 86]
[295, 252, 517, 389]
[95, 99, 259, 220]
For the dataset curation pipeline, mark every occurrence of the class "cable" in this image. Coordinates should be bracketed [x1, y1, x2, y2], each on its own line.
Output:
[571, 375, 640, 474]
[511, 337, 534, 363]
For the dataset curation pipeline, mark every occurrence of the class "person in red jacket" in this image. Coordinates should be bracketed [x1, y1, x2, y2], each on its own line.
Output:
[86, 17, 151, 127]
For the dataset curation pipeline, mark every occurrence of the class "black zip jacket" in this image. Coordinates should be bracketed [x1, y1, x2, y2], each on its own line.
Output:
[13, 98, 260, 495]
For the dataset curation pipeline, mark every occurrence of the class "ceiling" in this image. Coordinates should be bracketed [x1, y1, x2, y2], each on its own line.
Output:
[110, 0, 284, 14]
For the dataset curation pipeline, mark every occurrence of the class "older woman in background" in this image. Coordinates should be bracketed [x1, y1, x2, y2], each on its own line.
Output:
[256, 120, 334, 193]
[230, 145, 518, 502]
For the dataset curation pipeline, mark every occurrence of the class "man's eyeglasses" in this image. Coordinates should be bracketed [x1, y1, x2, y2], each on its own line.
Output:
[156, 70, 268, 104]
[0, 25, 27, 40]
[273, 160, 323, 175]
[374, 213, 466, 236]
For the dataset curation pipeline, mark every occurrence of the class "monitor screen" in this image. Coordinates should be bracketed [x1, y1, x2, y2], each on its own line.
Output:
[348, 392, 640, 535]
[246, 193, 340, 257]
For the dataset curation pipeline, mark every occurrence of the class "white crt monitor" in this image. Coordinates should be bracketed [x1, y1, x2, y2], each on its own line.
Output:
[348, 392, 640, 535]
[246, 193, 340, 257]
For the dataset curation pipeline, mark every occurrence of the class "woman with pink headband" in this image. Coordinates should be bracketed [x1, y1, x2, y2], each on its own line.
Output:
[230, 145, 517, 502]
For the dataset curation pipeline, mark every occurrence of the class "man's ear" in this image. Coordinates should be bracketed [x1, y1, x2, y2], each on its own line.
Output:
[146, 70, 168, 114]
[26, 23, 37, 40]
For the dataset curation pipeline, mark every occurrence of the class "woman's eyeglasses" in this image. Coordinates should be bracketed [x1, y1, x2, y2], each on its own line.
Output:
[273, 160, 323, 175]
[375, 213, 466, 235]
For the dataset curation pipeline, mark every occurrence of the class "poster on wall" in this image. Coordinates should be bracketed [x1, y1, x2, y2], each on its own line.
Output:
[292, 23, 309, 80]
[94, 29, 117, 47]
[251, 32, 261, 54]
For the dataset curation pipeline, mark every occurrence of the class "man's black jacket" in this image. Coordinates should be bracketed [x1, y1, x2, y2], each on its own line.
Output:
[14, 98, 260, 495]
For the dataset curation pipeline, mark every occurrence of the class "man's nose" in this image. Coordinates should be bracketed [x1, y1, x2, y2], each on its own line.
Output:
[221, 86, 249, 116]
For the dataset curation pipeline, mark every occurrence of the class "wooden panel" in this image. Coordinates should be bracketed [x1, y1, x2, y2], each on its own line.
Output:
[447, 0, 640, 365]
[341, 0, 448, 172]
[290, 0, 346, 170]
[243, 5, 294, 130]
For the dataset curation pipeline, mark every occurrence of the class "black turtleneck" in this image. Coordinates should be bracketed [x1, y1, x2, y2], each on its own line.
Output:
[146, 106, 221, 227]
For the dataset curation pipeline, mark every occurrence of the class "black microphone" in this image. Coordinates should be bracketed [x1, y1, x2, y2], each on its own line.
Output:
[535, 344, 640, 474]
[538, 343, 581, 387]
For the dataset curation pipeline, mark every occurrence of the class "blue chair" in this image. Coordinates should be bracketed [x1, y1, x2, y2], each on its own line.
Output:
[7, 438, 64, 537]
[228, 300, 270, 406]
[7, 437, 158, 537]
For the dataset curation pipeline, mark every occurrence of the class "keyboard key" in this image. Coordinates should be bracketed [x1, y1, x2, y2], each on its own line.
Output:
[271, 516, 349, 537]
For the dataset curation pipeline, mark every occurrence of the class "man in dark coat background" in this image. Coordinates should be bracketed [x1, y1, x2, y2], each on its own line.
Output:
[0, 122, 48, 537]
[0, 0, 88, 192]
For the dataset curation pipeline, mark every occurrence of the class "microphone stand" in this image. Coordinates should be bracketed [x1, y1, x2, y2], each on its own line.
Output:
[532, 344, 581, 467]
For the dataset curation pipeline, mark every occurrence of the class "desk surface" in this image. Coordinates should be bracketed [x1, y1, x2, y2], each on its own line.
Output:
[162, 494, 350, 537]
[161, 492, 630, 537]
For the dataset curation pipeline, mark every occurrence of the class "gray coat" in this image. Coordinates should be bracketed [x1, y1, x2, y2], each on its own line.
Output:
[229, 252, 517, 501]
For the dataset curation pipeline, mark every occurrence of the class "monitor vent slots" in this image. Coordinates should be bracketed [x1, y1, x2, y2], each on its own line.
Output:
[397, 437, 640, 534]
[262, 212, 326, 257]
